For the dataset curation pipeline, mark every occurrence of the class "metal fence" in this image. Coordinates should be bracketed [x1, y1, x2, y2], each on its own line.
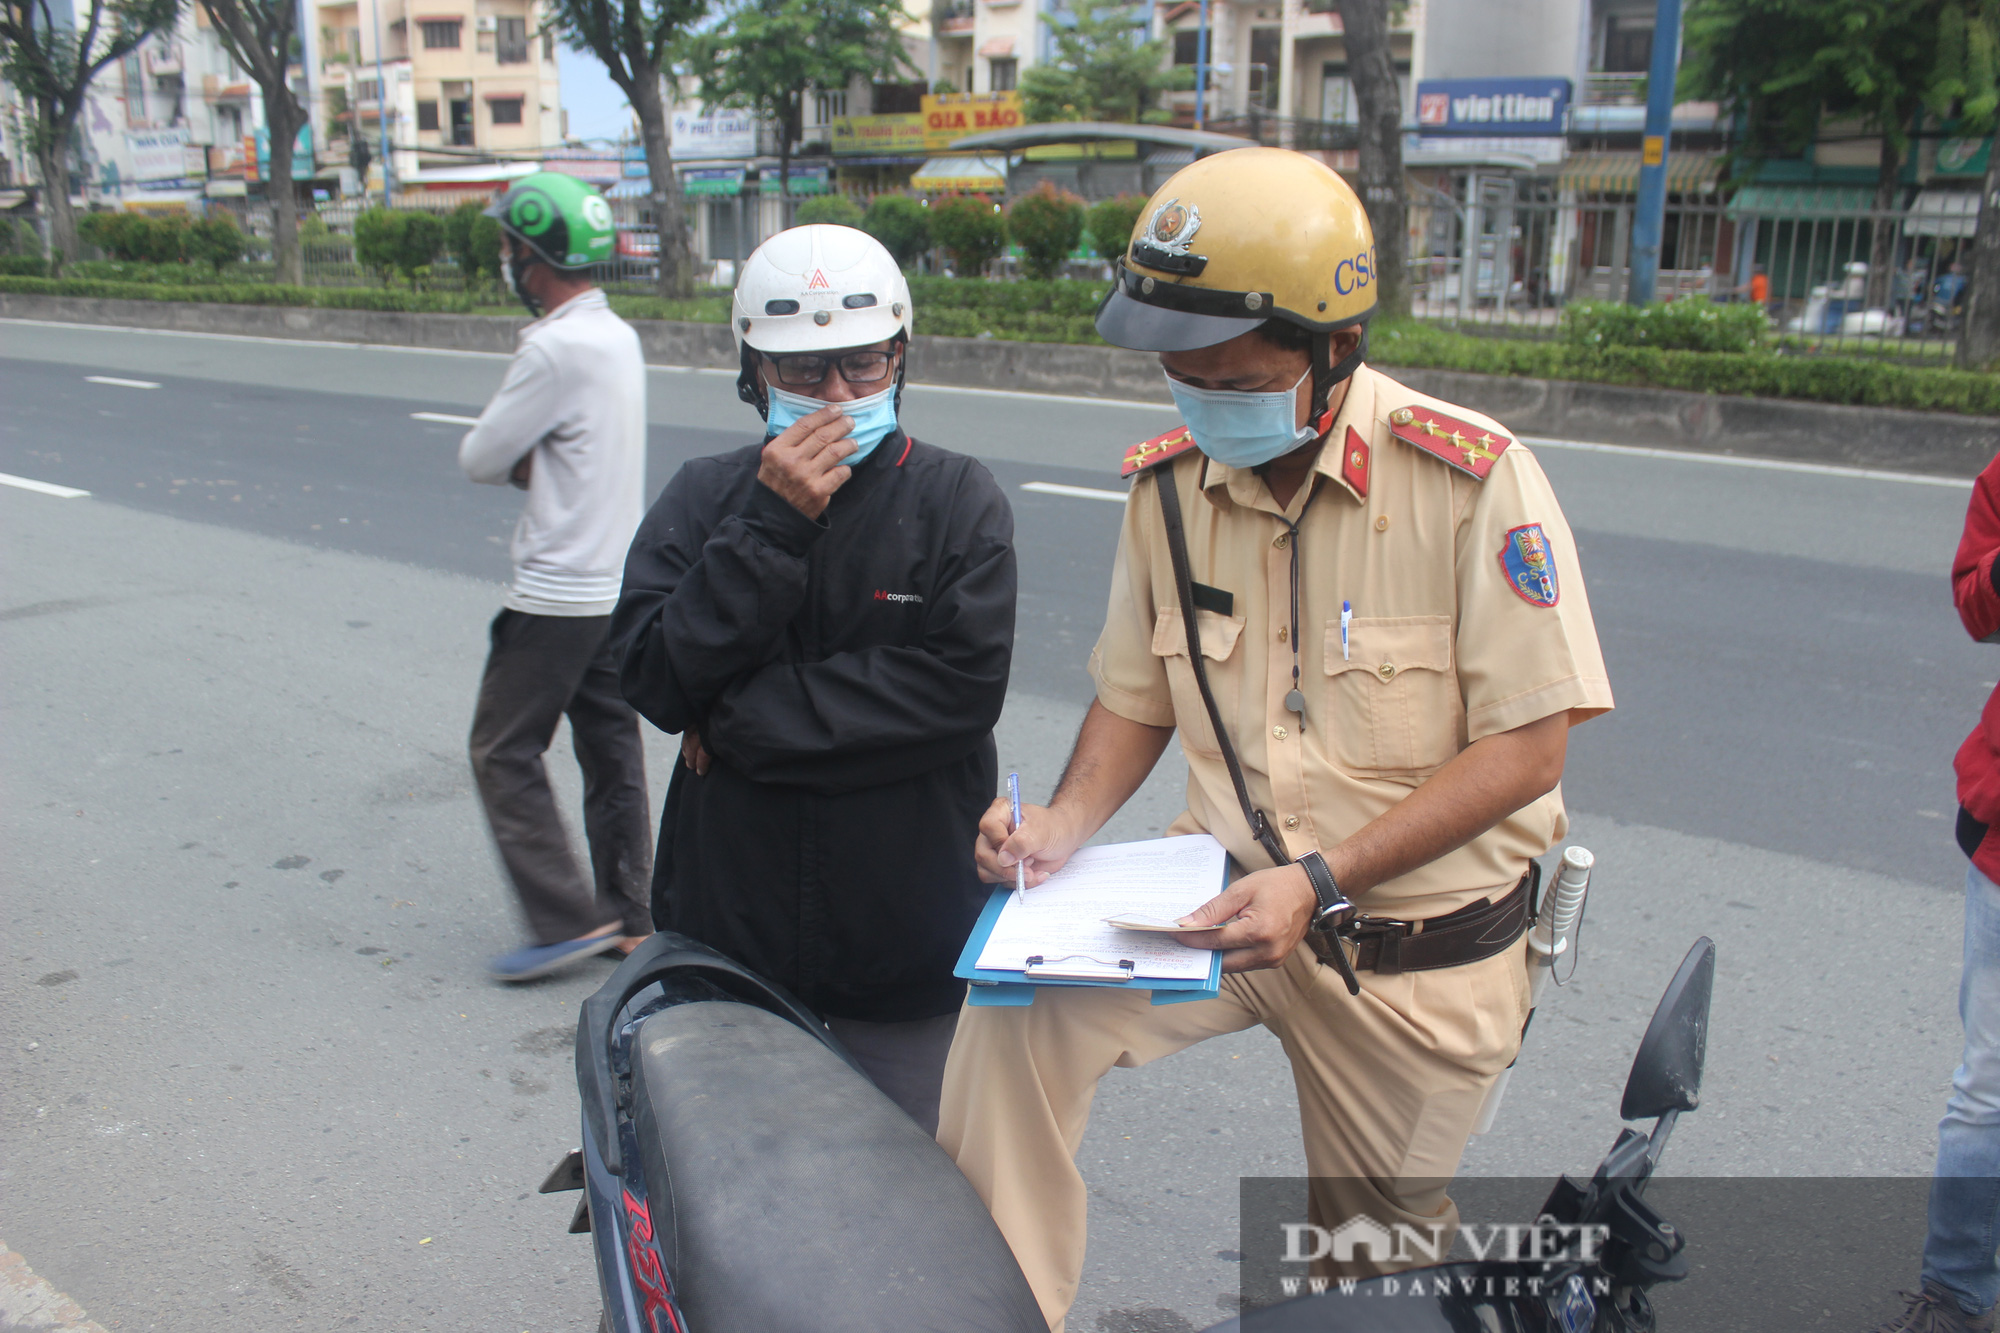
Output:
[1404, 180, 1973, 363]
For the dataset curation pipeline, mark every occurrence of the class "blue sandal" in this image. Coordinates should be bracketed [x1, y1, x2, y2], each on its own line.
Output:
[488, 933, 621, 982]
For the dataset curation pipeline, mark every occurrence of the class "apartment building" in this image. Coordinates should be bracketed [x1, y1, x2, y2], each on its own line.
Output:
[315, 0, 561, 187]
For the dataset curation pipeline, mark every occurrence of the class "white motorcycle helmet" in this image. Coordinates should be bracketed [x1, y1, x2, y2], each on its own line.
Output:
[732, 224, 914, 415]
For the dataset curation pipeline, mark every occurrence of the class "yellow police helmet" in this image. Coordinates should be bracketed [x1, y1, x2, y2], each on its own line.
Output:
[1095, 147, 1378, 352]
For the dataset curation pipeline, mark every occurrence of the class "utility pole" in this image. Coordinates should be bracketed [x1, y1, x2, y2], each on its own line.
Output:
[1194, 0, 1209, 131]
[370, 0, 392, 202]
[1626, 0, 1681, 306]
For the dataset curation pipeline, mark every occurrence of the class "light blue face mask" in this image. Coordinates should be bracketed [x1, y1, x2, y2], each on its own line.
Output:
[765, 384, 900, 464]
[1164, 367, 1316, 469]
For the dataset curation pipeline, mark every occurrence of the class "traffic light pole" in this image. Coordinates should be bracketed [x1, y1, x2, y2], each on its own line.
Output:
[1626, 0, 1682, 306]
[1194, 0, 1209, 132]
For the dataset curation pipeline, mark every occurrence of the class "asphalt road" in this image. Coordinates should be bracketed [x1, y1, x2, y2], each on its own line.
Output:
[0, 316, 1989, 1332]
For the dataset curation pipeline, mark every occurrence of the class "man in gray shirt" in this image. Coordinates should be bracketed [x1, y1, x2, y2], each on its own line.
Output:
[458, 173, 651, 981]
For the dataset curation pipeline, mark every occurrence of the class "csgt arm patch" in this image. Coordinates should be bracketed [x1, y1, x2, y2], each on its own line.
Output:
[1500, 523, 1560, 607]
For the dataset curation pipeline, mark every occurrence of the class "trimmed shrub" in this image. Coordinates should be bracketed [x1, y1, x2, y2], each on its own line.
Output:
[927, 194, 1007, 277]
[80, 212, 185, 263]
[444, 200, 502, 281]
[861, 193, 932, 268]
[1084, 194, 1147, 264]
[186, 214, 246, 275]
[0, 254, 48, 276]
[355, 207, 446, 286]
[793, 194, 866, 228]
[1560, 296, 1767, 355]
[1007, 183, 1086, 281]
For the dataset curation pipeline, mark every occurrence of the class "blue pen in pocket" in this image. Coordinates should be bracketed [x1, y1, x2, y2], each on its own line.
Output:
[1008, 772, 1026, 895]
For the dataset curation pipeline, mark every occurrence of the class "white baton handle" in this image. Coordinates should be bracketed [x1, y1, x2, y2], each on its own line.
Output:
[1471, 846, 1592, 1136]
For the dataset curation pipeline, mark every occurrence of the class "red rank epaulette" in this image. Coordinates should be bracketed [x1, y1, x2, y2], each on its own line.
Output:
[1120, 425, 1198, 478]
[1339, 426, 1370, 498]
[1386, 404, 1513, 480]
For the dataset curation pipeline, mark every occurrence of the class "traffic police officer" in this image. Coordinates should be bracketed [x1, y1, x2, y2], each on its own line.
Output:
[940, 148, 1614, 1329]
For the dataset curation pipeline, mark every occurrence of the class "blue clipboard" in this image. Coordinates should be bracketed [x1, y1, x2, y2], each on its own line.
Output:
[954, 886, 1224, 1007]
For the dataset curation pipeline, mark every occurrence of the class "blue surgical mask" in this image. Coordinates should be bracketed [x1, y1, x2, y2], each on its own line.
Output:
[1164, 368, 1316, 469]
[764, 383, 900, 464]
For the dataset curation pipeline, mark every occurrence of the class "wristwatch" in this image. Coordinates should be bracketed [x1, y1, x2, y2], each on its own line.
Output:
[1296, 850, 1355, 933]
[1297, 851, 1362, 997]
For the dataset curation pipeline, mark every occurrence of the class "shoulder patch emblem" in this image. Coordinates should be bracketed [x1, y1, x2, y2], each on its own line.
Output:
[1499, 523, 1560, 607]
[1387, 405, 1513, 480]
[1121, 425, 1198, 478]
[1340, 426, 1370, 498]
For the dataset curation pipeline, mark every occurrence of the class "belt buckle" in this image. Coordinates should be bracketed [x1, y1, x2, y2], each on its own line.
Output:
[1353, 915, 1411, 975]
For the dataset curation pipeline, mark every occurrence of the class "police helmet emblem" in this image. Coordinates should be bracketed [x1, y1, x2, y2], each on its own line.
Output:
[1145, 197, 1201, 256]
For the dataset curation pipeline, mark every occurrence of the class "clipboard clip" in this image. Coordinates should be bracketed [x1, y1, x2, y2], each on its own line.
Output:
[1024, 954, 1136, 983]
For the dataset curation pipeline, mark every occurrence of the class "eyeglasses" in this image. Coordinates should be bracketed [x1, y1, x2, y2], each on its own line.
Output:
[763, 350, 894, 388]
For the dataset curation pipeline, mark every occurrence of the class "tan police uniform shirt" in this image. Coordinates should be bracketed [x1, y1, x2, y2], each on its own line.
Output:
[1089, 363, 1614, 920]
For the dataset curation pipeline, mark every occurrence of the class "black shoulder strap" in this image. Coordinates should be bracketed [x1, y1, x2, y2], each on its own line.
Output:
[1153, 462, 1292, 871]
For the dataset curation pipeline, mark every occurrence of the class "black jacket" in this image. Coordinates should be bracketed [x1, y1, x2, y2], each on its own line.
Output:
[611, 431, 1016, 1022]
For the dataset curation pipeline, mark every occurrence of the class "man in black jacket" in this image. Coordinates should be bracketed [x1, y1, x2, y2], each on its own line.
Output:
[610, 225, 1015, 1133]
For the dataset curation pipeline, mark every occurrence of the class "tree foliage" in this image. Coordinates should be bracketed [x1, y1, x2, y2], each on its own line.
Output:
[680, 0, 914, 192]
[0, 0, 182, 268]
[545, 0, 706, 295]
[927, 193, 1006, 276]
[861, 193, 932, 267]
[1017, 3, 1185, 124]
[76, 210, 244, 272]
[1006, 182, 1085, 280]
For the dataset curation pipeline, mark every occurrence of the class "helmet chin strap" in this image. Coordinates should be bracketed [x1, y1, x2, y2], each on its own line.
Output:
[507, 248, 545, 319]
[1307, 324, 1370, 439]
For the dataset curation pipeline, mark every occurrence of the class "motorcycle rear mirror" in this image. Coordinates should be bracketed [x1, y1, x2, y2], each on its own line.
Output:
[1619, 937, 1715, 1123]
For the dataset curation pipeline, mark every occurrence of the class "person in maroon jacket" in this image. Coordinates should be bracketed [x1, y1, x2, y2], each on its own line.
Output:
[1877, 456, 2000, 1333]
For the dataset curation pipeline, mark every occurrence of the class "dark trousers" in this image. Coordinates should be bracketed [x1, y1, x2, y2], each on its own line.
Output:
[469, 609, 652, 945]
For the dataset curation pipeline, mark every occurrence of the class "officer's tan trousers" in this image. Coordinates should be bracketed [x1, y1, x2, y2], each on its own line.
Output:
[937, 940, 1532, 1332]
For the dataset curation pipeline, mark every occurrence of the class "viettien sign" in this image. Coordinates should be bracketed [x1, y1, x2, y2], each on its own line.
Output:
[1415, 78, 1570, 138]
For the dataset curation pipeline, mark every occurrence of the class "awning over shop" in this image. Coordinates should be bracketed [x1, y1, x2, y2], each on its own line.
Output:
[1907, 188, 1982, 237]
[1558, 150, 1723, 194]
[909, 155, 1007, 191]
[977, 36, 1015, 57]
[403, 161, 540, 189]
[1724, 184, 1875, 218]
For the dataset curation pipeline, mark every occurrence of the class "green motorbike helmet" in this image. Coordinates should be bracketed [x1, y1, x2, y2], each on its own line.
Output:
[483, 171, 615, 270]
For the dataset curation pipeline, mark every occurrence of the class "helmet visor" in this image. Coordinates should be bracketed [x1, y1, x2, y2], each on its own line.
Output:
[1094, 282, 1267, 353]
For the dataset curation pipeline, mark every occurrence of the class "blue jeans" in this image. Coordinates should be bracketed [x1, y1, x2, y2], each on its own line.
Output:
[1924, 864, 2000, 1315]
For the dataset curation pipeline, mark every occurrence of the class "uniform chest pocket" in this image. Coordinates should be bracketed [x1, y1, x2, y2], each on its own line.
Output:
[1151, 607, 1246, 756]
[1323, 616, 1463, 777]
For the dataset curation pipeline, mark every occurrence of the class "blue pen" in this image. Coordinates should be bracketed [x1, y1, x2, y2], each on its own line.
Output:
[1341, 600, 1351, 661]
[1008, 772, 1027, 895]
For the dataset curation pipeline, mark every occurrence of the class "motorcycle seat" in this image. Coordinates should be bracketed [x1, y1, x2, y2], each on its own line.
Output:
[628, 999, 1044, 1333]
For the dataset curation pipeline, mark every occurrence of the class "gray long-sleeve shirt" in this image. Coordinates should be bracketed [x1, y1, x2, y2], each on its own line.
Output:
[459, 289, 646, 615]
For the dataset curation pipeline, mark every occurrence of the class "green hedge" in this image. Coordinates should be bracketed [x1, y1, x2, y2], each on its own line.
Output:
[7, 273, 1998, 417]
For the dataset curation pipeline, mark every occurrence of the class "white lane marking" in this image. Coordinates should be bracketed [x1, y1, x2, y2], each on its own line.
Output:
[1520, 435, 1975, 489]
[412, 411, 481, 426]
[84, 374, 160, 389]
[0, 472, 91, 498]
[0, 316, 514, 360]
[1021, 481, 1129, 504]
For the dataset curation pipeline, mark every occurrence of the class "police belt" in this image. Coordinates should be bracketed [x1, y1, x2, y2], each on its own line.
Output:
[1308, 863, 1536, 975]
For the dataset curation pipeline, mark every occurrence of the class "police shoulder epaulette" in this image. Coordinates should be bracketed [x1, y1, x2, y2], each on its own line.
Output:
[1385, 404, 1514, 481]
[1120, 425, 1198, 479]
